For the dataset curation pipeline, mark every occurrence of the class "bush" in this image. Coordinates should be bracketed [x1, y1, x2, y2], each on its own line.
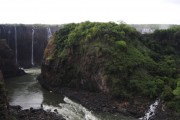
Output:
[115, 40, 127, 49]
[162, 85, 174, 100]
[167, 96, 180, 112]
[173, 80, 180, 96]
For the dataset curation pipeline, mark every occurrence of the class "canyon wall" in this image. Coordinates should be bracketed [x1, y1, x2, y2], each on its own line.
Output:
[0, 39, 25, 77]
[0, 24, 60, 68]
[0, 70, 8, 120]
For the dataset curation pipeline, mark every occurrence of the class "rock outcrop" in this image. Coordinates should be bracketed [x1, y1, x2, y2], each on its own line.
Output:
[39, 22, 180, 119]
[40, 22, 158, 98]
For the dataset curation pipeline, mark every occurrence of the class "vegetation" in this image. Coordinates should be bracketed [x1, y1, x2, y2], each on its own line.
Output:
[141, 26, 180, 112]
[46, 21, 180, 112]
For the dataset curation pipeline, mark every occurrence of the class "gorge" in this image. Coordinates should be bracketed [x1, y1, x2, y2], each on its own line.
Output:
[0, 22, 180, 120]
[0, 24, 60, 68]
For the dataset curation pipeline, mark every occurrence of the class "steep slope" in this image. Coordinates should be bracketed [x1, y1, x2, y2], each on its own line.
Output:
[39, 22, 180, 117]
[141, 27, 180, 113]
[40, 22, 160, 97]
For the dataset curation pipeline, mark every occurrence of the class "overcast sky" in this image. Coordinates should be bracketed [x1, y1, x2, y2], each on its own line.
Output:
[0, 0, 180, 24]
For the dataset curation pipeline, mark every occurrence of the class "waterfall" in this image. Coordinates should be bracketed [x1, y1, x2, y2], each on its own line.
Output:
[3, 26, 5, 33]
[0, 29, 1, 39]
[47, 27, 52, 40]
[43, 97, 98, 120]
[62, 97, 98, 120]
[139, 99, 160, 120]
[7, 30, 11, 45]
[14, 26, 18, 65]
[31, 28, 34, 66]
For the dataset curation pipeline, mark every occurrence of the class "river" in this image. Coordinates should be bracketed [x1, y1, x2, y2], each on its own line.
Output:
[5, 68, 137, 120]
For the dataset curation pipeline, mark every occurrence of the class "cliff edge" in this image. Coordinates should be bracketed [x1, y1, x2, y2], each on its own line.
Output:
[39, 22, 180, 119]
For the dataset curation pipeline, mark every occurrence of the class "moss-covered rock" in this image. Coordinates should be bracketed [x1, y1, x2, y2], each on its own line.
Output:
[39, 22, 180, 115]
[40, 22, 153, 95]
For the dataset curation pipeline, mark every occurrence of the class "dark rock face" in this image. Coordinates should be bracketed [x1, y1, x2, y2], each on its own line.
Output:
[0, 24, 60, 68]
[0, 39, 25, 78]
[9, 106, 65, 120]
[0, 70, 8, 120]
[39, 38, 108, 92]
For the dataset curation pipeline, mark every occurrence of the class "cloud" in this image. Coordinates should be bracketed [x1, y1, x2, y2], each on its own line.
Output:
[165, 0, 180, 4]
[0, 0, 180, 24]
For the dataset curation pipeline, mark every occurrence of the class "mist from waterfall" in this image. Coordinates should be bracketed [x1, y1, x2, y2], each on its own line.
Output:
[14, 26, 18, 65]
[47, 27, 52, 40]
[31, 28, 34, 66]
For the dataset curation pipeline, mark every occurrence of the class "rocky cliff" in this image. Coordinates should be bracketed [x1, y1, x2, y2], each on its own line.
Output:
[39, 22, 180, 118]
[0, 39, 24, 78]
[0, 24, 60, 68]
[0, 70, 8, 120]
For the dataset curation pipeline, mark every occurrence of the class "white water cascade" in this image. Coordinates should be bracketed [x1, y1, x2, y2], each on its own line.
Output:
[43, 97, 99, 120]
[7, 30, 11, 45]
[139, 99, 160, 120]
[31, 28, 34, 66]
[47, 27, 52, 40]
[14, 26, 18, 65]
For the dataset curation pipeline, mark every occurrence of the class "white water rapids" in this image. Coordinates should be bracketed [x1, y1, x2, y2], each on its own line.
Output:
[43, 97, 98, 120]
[5, 68, 138, 120]
[139, 99, 160, 120]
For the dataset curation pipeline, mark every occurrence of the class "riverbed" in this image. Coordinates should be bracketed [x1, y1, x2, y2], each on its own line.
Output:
[5, 68, 137, 120]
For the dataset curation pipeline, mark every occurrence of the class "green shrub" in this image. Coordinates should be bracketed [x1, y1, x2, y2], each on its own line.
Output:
[173, 80, 180, 96]
[162, 85, 174, 100]
[115, 40, 127, 49]
[167, 96, 180, 112]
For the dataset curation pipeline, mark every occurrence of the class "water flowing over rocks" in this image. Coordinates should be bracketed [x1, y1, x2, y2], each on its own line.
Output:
[139, 99, 160, 120]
